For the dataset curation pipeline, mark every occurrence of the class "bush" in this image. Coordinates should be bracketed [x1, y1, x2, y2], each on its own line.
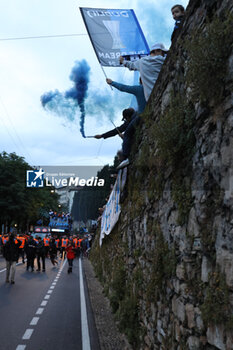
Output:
[184, 14, 233, 104]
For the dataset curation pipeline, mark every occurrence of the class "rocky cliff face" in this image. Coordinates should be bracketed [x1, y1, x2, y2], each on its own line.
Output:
[91, 0, 233, 349]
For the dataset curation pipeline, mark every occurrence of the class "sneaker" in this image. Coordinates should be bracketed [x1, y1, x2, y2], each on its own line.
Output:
[117, 158, 129, 170]
[42, 269, 45, 272]
[36, 269, 40, 271]
[5, 280, 10, 283]
[10, 281, 15, 284]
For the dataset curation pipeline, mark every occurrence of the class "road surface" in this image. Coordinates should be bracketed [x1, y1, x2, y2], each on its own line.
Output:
[0, 256, 100, 350]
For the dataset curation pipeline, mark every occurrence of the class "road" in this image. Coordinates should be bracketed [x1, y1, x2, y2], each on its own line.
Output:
[0, 256, 100, 350]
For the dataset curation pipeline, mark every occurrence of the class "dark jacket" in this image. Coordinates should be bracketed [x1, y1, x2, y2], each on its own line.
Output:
[102, 113, 138, 139]
[49, 241, 57, 255]
[171, 16, 184, 40]
[25, 238, 37, 257]
[101, 120, 129, 139]
[3, 237, 21, 262]
[36, 240, 45, 255]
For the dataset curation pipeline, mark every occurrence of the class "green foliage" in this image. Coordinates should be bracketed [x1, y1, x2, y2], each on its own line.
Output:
[151, 92, 196, 168]
[110, 262, 126, 312]
[118, 290, 141, 348]
[147, 228, 177, 303]
[184, 13, 233, 104]
[172, 177, 193, 225]
[0, 151, 59, 230]
[201, 269, 233, 329]
[200, 185, 223, 257]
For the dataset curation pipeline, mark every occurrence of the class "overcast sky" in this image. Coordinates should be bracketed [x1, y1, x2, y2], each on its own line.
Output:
[0, 0, 189, 170]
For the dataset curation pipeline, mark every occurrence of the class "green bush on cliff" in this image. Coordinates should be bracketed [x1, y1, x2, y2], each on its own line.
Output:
[147, 229, 177, 303]
[118, 290, 141, 348]
[151, 92, 195, 168]
[110, 263, 126, 313]
[201, 269, 233, 329]
[185, 13, 233, 104]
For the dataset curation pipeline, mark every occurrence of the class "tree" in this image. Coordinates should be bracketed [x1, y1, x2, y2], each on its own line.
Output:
[0, 152, 59, 232]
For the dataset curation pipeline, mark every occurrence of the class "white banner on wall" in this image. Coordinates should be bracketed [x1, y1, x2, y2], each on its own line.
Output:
[100, 168, 127, 246]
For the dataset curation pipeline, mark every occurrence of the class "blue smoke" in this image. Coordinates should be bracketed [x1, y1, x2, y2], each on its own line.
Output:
[65, 60, 90, 137]
[41, 60, 90, 138]
[40, 89, 77, 121]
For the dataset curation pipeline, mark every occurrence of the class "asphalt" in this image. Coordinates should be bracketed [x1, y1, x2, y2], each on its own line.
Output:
[0, 256, 100, 350]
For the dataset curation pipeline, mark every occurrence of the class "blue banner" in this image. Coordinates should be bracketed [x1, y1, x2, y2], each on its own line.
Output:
[80, 7, 149, 67]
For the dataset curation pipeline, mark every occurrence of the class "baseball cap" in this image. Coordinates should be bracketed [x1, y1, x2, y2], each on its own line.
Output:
[150, 43, 168, 52]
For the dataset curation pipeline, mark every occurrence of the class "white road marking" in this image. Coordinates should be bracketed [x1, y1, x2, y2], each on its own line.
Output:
[30, 317, 39, 326]
[22, 329, 34, 340]
[79, 259, 91, 350]
[16, 345, 26, 350]
[36, 308, 44, 315]
[16, 260, 68, 350]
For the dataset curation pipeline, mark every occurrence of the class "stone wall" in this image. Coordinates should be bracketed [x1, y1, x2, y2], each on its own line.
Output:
[90, 0, 233, 349]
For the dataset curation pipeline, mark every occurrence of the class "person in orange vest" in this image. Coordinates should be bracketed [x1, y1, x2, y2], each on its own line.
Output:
[72, 236, 80, 259]
[55, 237, 60, 252]
[43, 235, 50, 257]
[60, 236, 68, 258]
[17, 234, 26, 263]
[3, 233, 21, 284]
[2, 234, 9, 246]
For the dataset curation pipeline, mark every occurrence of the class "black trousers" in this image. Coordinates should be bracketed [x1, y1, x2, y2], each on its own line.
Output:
[67, 259, 73, 271]
[37, 254, 45, 270]
[26, 255, 35, 270]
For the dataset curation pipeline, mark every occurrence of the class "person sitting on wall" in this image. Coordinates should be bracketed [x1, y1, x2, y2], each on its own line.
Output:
[171, 4, 185, 40]
[119, 43, 168, 102]
[94, 107, 137, 141]
[94, 108, 140, 169]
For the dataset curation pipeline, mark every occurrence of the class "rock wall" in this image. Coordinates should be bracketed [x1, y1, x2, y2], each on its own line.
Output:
[90, 0, 233, 349]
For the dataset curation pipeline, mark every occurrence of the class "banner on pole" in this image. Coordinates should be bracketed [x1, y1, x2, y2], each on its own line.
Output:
[80, 7, 149, 67]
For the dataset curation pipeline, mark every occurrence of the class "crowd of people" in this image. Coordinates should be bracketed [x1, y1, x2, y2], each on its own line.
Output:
[94, 5, 185, 169]
[0, 231, 92, 284]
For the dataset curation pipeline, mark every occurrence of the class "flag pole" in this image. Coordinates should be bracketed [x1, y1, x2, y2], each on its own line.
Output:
[100, 64, 113, 90]
[110, 119, 123, 139]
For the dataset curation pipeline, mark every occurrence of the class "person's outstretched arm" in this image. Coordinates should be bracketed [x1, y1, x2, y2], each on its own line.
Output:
[119, 56, 140, 71]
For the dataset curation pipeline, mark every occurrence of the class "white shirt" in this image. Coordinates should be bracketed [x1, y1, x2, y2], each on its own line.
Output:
[124, 55, 166, 101]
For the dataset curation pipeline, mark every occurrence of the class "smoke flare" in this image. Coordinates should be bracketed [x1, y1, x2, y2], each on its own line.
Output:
[41, 60, 90, 137]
